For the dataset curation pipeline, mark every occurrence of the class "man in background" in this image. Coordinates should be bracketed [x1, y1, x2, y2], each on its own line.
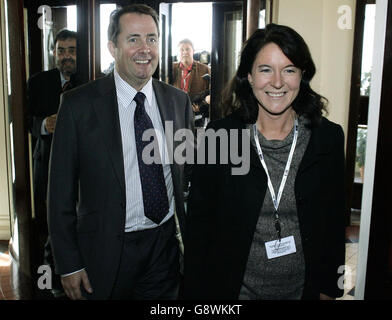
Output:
[27, 29, 79, 298]
[172, 39, 210, 127]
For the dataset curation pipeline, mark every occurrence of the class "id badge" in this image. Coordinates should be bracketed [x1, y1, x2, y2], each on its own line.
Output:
[265, 235, 297, 259]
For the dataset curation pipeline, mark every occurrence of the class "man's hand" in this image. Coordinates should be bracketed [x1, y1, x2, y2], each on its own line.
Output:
[45, 114, 57, 134]
[61, 269, 93, 300]
[192, 104, 200, 112]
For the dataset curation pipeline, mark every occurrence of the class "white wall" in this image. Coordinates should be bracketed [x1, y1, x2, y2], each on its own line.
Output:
[273, 0, 356, 136]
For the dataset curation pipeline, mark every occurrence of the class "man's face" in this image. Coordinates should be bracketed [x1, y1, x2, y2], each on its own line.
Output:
[54, 38, 77, 78]
[178, 43, 194, 66]
[108, 13, 159, 90]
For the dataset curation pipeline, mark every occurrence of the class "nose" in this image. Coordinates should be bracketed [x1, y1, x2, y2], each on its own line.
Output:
[63, 48, 75, 58]
[271, 71, 283, 88]
[140, 41, 151, 53]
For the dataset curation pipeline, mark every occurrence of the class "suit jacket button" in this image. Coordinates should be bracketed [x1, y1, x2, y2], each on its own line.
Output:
[120, 202, 125, 208]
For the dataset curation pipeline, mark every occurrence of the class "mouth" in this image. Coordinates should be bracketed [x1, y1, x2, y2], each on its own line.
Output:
[134, 59, 151, 65]
[62, 59, 75, 65]
[266, 91, 286, 98]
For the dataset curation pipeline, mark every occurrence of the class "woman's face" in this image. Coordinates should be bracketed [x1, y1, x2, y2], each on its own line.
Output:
[248, 42, 302, 116]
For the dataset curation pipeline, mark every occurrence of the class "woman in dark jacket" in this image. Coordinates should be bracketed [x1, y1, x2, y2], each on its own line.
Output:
[183, 24, 346, 300]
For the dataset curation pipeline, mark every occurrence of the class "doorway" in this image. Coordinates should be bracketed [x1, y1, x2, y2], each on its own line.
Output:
[159, 1, 245, 124]
[340, 0, 376, 300]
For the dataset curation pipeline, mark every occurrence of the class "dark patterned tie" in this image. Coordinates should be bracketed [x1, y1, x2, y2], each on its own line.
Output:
[134, 92, 169, 224]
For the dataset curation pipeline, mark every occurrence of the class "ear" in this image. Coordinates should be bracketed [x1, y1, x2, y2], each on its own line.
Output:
[248, 73, 253, 86]
[108, 41, 116, 59]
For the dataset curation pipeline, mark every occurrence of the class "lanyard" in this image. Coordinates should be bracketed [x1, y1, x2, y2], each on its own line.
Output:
[181, 68, 192, 91]
[253, 118, 299, 240]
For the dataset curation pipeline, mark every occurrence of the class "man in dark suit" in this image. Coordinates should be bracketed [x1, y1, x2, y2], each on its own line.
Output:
[47, 4, 193, 300]
[26, 29, 79, 298]
[28, 29, 78, 205]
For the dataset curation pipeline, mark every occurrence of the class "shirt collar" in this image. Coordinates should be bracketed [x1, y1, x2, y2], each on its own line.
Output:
[60, 72, 68, 87]
[113, 68, 153, 107]
[179, 61, 193, 71]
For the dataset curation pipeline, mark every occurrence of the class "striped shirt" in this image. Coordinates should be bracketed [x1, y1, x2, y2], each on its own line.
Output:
[113, 69, 174, 232]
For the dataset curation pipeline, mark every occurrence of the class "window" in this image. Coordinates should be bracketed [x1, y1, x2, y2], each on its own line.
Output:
[360, 4, 375, 96]
[354, 3, 376, 183]
[100, 3, 117, 74]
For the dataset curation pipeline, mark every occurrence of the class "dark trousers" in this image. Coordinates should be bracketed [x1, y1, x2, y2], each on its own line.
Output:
[109, 217, 180, 300]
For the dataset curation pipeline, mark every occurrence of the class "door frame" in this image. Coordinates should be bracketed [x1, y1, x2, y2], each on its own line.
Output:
[355, 0, 391, 300]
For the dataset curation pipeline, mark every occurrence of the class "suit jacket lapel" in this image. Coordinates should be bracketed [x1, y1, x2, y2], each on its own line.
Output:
[49, 69, 62, 113]
[92, 73, 126, 192]
[152, 79, 179, 183]
[297, 123, 330, 176]
[51, 68, 62, 92]
[188, 62, 196, 92]
[152, 79, 175, 127]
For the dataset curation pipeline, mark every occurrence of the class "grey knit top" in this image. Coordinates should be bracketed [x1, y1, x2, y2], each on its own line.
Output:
[239, 115, 311, 300]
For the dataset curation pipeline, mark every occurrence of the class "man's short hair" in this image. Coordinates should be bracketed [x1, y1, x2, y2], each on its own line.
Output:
[108, 4, 160, 46]
[178, 39, 194, 50]
[54, 29, 77, 46]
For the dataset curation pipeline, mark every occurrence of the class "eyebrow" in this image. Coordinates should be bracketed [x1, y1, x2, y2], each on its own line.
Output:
[127, 33, 158, 38]
[256, 64, 296, 69]
[57, 46, 76, 49]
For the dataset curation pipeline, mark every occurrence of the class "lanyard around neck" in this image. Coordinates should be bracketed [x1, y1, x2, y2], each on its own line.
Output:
[253, 118, 299, 213]
[181, 67, 192, 91]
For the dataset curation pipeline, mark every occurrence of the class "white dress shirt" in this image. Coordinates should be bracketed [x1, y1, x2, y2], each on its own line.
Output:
[113, 69, 174, 232]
